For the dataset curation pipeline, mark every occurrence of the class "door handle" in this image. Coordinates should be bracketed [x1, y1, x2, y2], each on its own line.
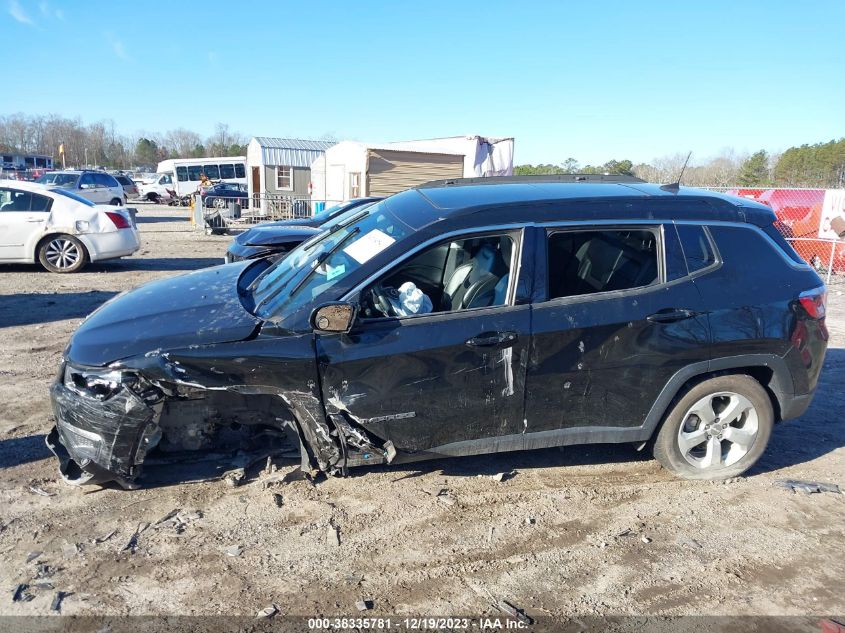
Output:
[25, 217, 44, 222]
[466, 331, 518, 347]
[646, 309, 699, 323]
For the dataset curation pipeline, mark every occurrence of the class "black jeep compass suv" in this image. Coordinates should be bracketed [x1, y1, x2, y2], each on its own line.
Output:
[48, 175, 827, 487]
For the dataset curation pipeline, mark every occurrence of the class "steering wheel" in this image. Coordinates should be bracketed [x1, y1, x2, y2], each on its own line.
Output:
[369, 282, 396, 317]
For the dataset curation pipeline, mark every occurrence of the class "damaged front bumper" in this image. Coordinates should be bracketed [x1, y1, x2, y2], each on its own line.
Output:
[47, 374, 162, 487]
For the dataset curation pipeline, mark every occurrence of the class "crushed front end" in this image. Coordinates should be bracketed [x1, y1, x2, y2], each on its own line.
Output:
[47, 360, 165, 487]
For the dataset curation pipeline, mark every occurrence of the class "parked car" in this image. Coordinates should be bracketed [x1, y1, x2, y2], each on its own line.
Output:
[224, 197, 382, 262]
[36, 170, 126, 206]
[203, 182, 248, 209]
[47, 177, 827, 488]
[0, 180, 140, 273]
[113, 174, 139, 200]
[137, 173, 175, 203]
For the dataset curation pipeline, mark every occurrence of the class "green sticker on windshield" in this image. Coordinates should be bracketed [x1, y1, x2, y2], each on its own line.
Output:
[326, 263, 346, 280]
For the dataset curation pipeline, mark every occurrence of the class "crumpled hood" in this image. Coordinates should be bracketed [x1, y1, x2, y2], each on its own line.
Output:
[67, 262, 260, 366]
[238, 224, 320, 247]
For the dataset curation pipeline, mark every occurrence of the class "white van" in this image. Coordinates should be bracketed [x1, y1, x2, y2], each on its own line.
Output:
[138, 173, 175, 203]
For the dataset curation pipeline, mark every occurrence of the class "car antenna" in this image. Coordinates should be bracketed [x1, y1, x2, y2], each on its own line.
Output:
[660, 151, 692, 193]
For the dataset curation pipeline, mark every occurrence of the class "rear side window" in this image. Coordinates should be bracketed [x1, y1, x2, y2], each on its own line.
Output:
[176, 166, 188, 182]
[235, 163, 246, 178]
[676, 224, 716, 273]
[547, 229, 658, 299]
[762, 224, 806, 265]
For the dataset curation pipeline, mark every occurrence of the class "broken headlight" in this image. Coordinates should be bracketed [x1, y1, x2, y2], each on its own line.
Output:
[63, 363, 136, 401]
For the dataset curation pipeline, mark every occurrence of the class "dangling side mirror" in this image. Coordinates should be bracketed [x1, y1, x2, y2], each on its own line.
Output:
[311, 302, 358, 333]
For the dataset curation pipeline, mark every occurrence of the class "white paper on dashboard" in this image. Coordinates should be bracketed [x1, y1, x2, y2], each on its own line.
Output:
[343, 229, 395, 264]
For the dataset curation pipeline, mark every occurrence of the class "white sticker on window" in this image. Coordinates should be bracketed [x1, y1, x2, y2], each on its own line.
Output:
[343, 229, 395, 264]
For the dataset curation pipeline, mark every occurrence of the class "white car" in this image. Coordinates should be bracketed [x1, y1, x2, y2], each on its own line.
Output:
[0, 180, 140, 273]
[138, 173, 175, 203]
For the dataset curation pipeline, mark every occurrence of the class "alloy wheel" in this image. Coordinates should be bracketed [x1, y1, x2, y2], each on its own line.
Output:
[45, 238, 81, 270]
[677, 391, 759, 469]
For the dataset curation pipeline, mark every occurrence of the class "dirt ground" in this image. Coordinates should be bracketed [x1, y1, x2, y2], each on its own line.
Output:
[1, 205, 843, 622]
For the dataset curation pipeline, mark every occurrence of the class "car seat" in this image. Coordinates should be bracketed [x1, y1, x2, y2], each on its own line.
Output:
[441, 241, 508, 311]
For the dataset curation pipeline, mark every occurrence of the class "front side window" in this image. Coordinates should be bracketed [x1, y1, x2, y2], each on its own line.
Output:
[676, 224, 716, 273]
[0, 188, 52, 212]
[360, 234, 514, 319]
[160, 174, 173, 185]
[547, 229, 658, 299]
[276, 166, 292, 190]
[37, 172, 78, 187]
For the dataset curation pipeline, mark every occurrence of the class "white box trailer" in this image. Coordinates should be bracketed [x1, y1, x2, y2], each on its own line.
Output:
[310, 135, 514, 202]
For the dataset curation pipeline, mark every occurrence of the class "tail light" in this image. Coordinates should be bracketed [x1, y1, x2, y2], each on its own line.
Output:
[798, 286, 827, 319]
[105, 211, 130, 229]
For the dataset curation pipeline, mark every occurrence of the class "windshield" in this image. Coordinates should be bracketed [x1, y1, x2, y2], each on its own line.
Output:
[37, 173, 78, 186]
[52, 188, 95, 206]
[250, 201, 410, 319]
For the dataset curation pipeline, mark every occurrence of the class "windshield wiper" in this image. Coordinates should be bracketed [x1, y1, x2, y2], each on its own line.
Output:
[254, 227, 361, 315]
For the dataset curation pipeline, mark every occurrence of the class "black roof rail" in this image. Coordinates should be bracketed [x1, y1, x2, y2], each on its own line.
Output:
[419, 174, 645, 188]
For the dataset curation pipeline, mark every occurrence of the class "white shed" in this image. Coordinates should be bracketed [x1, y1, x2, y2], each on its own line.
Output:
[310, 135, 514, 202]
[246, 137, 335, 202]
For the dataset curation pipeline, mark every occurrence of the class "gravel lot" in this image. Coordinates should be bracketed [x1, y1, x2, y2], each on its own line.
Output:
[0, 206, 843, 621]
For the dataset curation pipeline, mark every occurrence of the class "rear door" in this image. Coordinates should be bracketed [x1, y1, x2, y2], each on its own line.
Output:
[524, 223, 711, 434]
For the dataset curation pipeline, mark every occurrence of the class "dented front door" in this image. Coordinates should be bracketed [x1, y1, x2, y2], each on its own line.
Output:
[315, 304, 531, 454]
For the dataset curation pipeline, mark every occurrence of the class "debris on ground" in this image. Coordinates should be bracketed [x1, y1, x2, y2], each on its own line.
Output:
[356, 598, 374, 611]
[525, 517, 536, 525]
[225, 545, 244, 557]
[271, 493, 284, 507]
[495, 599, 532, 625]
[773, 479, 842, 495]
[35, 563, 56, 579]
[12, 583, 34, 603]
[25, 551, 42, 563]
[122, 522, 150, 554]
[223, 467, 245, 487]
[328, 523, 341, 546]
[616, 528, 634, 537]
[154, 509, 180, 526]
[641, 536, 652, 544]
[50, 590, 70, 612]
[256, 605, 278, 619]
[28, 485, 55, 497]
[433, 489, 456, 506]
[677, 535, 702, 549]
[91, 530, 117, 545]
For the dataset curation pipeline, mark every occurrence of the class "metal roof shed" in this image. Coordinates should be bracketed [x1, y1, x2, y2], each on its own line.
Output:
[246, 137, 335, 201]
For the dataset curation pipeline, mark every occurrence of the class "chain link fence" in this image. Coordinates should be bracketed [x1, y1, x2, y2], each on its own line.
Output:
[705, 187, 845, 286]
[197, 194, 343, 234]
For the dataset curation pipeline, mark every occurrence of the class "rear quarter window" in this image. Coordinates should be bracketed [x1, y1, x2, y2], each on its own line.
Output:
[762, 224, 807, 265]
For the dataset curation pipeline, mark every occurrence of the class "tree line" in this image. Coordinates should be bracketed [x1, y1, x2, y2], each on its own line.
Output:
[0, 113, 248, 169]
[518, 139, 845, 188]
[2, 112, 842, 187]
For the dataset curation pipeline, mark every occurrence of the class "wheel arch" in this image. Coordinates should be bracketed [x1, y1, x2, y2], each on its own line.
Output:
[642, 355, 794, 439]
[34, 231, 91, 261]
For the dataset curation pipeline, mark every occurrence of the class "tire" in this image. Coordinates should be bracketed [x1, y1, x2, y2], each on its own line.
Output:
[38, 234, 89, 273]
[110, 198, 122, 206]
[653, 374, 773, 480]
[148, 193, 160, 203]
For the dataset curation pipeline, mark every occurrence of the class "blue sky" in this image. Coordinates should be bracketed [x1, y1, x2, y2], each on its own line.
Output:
[2, 0, 843, 165]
